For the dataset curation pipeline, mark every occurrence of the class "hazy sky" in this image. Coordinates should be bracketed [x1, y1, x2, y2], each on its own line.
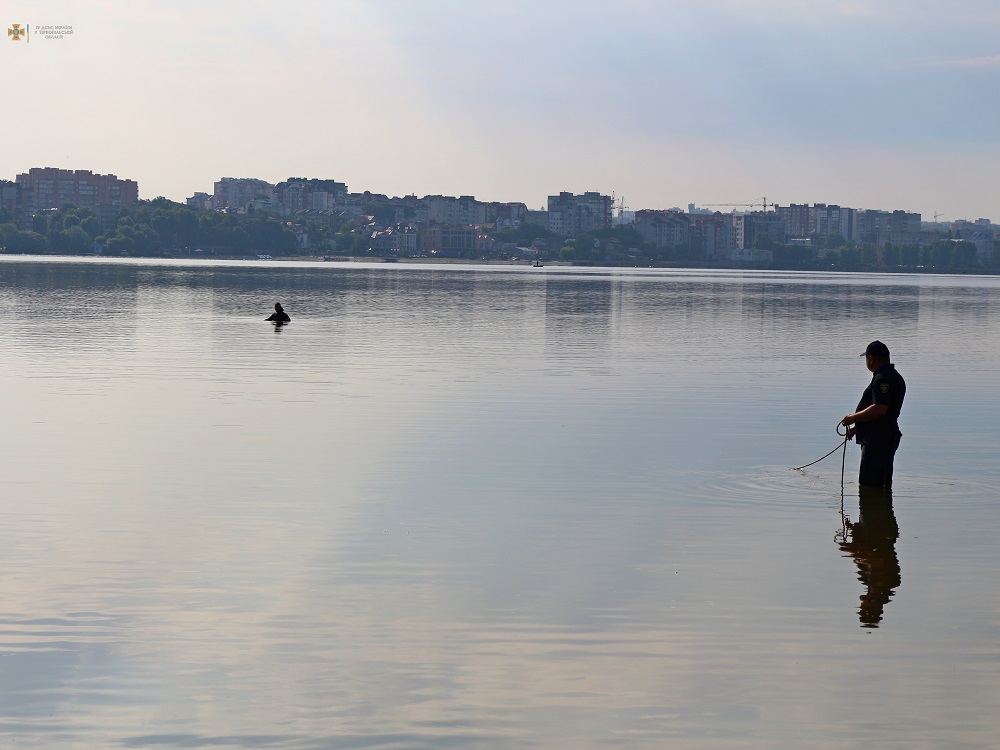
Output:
[3, 0, 998, 219]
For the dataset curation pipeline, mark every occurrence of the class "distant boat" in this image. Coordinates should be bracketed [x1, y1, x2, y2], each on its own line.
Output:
[257, 254, 273, 260]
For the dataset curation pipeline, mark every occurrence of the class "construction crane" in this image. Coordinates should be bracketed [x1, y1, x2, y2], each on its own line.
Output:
[611, 192, 629, 226]
[933, 211, 945, 221]
[701, 197, 773, 213]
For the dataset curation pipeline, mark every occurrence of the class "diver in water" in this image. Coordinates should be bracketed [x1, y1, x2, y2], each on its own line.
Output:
[265, 302, 290, 323]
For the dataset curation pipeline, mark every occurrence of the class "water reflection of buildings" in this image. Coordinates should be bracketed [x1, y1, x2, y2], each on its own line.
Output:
[738, 281, 921, 340]
[837, 488, 901, 628]
[543, 278, 616, 363]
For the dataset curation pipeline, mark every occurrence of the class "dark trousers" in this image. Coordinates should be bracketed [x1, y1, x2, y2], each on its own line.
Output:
[859, 433, 902, 488]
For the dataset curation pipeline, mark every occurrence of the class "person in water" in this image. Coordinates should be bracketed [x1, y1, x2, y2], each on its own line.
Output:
[840, 340, 906, 488]
[265, 302, 290, 322]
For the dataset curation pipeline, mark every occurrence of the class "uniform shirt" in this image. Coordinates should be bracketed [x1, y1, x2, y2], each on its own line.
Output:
[855, 363, 905, 443]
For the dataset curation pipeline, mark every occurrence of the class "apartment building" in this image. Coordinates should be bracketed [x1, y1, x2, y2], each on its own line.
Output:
[732, 214, 787, 251]
[547, 192, 613, 236]
[212, 177, 275, 210]
[487, 202, 530, 225]
[372, 225, 418, 255]
[688, 213, 733, 261]
[275, 178, 348, 214]
[812, 204, 857, 242]
[634, 210, 691, 250]
[0, 180, 17, 221]
[15, 168, 139, 229]
[420, 225, 485, 258]
[857, 209, 921, 245]
[773, 203, 856, 241]
[422, 195, 488, 226]
[774, 204, 813, 238]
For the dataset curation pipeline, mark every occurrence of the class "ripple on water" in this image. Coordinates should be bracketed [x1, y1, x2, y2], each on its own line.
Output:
[704, 466, 1000, 512]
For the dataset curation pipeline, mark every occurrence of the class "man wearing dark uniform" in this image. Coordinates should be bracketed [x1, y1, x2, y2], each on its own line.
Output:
[841, 341, 906, 488]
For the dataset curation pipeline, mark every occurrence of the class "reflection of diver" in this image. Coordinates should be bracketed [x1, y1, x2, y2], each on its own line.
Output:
[837, 487, 901, 628]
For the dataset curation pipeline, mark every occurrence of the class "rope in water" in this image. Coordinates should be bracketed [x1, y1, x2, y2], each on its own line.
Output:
[794, 422, 851, 532]
[792, 422, 850, 472]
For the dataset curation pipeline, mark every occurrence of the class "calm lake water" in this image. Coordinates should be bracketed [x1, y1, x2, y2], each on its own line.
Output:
[2, 257, 1000, 749]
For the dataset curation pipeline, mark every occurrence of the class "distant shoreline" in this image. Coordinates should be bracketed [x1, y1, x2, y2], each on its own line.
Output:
[2, 252, 999, 277]
[282, 256, 576, 267]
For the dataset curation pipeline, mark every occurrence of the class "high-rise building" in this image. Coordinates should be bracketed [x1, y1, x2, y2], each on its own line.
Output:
[0, 180, 17, 222]
[15, 168, 138, 228]
[421, 195, 487, 226]
[773, 204, 814, 238]
[732, 213, 786, 251]
[546, 192, 613, 236]
[813, 204, 857, 242]
[274, 178, 348, 215]
[634, 210, 690, 250]
[774, 203, 858, 242]
[688, 213, 733, 261]
[856, 209, 921, 245]
[212, 177, 275, 210]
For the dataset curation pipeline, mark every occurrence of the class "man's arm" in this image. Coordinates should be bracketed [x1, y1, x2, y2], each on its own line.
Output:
[841, 403, 888, 427]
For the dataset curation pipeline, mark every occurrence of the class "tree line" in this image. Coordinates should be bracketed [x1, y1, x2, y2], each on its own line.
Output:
[764, 235, 994, 271]
[2, 199, 997, 272]
[0, 199, 301, 257]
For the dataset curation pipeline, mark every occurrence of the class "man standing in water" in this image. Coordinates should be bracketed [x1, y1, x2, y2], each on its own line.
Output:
[841, 341, 906, 488]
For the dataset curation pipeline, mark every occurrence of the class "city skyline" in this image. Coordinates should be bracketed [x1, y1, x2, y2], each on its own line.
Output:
[2, 0, 998, 221]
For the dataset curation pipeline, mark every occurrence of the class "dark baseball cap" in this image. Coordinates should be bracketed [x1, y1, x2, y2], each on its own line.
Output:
[861, 340, 890, 358]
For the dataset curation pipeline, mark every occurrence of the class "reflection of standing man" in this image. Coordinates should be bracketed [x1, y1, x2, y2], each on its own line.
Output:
[840, 341, 906, 488]
[838, 488, 901, 628]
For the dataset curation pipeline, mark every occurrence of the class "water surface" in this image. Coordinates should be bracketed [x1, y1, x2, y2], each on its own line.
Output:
[1, 257, 999, 748]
